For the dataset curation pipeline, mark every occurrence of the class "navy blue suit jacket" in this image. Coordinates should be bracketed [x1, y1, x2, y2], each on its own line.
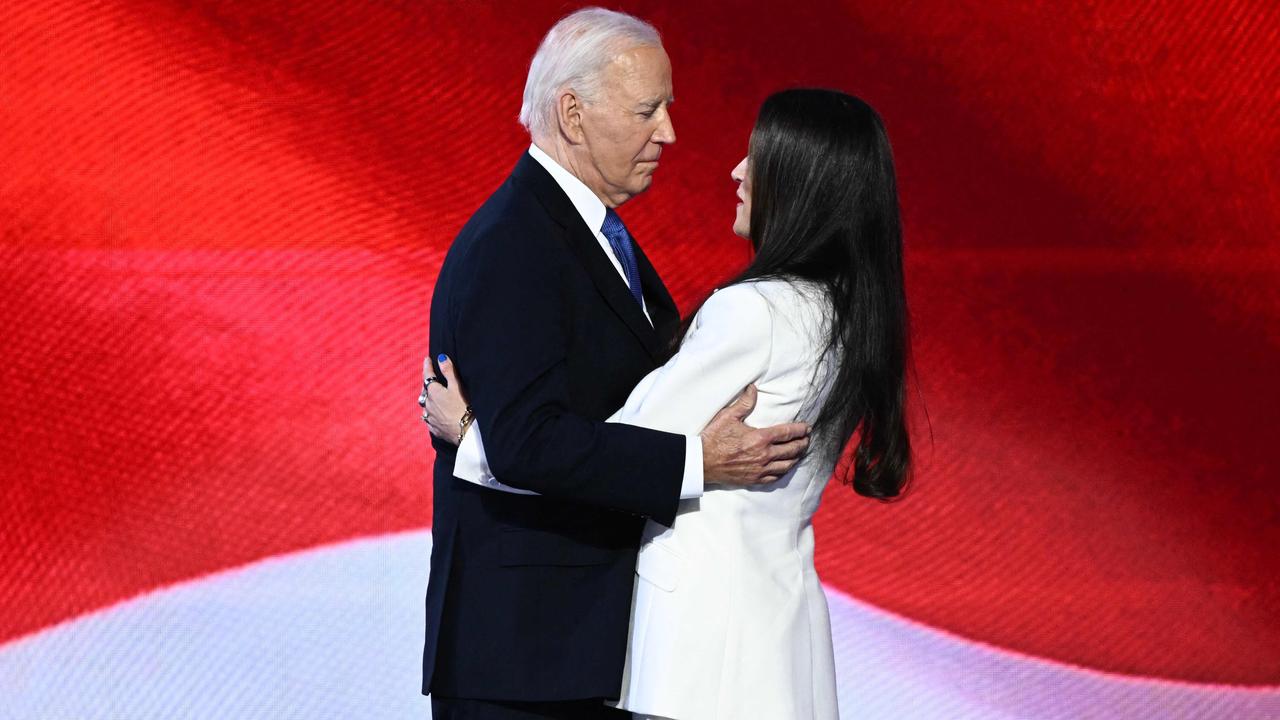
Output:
[421, 152, 686, 702]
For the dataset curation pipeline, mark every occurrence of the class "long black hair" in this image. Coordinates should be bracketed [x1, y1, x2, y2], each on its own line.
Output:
[689, 88, 911, 499]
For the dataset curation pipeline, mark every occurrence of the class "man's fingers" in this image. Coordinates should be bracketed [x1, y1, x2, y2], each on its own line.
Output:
[708, 385, 759, 430]
[763, 460, 794, 477]
[727, 384, 758, 419]
[768, 436, 809, 462]
[764, 421, 809, 444]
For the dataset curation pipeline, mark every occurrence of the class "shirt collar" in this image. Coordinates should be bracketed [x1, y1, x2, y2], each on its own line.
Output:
[528, 143, 607, 234]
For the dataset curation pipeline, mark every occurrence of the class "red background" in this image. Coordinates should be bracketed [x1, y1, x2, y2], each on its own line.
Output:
[2, 0, 1277, 685]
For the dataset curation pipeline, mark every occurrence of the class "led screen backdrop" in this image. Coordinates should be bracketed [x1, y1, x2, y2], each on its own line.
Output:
[2, 1, 1278, 718]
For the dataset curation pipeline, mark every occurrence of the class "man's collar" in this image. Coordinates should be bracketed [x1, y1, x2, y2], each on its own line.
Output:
[527, 143, 607, 234]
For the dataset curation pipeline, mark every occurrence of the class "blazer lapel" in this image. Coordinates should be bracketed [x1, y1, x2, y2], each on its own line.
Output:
[511, 153, 665, 362]
[632, 238, 681, 349]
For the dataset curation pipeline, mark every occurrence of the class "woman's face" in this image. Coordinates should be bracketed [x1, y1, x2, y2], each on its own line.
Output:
[731, 155, 751, 239]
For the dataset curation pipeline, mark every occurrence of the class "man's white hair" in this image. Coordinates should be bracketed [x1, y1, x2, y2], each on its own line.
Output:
[519, 7, 662, 139]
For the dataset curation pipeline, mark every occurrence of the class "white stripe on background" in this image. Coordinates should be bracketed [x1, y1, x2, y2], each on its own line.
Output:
[1, 531, 1276, 719]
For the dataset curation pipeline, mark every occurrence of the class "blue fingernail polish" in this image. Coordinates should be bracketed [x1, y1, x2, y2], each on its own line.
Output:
[437, 353, 447, 363]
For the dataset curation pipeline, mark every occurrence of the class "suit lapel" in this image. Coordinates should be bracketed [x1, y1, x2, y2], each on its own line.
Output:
[511, 153, 666, 362]
[632, 239, 681, 348]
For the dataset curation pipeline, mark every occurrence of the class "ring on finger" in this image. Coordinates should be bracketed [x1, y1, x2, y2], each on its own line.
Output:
[419, 377, 439, 408]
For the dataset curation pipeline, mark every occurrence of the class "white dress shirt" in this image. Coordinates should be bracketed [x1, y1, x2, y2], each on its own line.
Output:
[528, 143, 652, 324]
[451, 144, 704, 500]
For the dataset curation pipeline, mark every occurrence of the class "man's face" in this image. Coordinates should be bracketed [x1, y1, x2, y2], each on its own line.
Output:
[578, 45, 675, 207]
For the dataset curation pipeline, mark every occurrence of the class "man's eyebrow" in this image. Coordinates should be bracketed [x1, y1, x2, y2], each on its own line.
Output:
[637, 97, 674, 111]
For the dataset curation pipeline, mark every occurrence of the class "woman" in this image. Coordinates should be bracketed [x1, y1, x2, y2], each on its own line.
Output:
[423, 88, 911, 719]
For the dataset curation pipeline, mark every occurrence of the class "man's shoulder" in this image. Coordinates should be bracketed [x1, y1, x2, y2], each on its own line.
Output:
[460, 175, 547, 234]
[448, 177, 563, 267]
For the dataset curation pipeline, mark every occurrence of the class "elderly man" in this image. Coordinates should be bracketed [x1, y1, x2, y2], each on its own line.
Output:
[421, 8, 808, 719]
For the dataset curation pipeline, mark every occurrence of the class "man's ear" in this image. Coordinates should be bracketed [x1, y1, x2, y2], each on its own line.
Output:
[556, 90, 586, 145]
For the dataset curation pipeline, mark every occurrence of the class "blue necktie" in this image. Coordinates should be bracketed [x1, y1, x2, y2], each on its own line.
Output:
[601, 208, 644, 308]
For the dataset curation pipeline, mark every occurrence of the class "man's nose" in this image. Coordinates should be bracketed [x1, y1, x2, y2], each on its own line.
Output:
[654, 113, 676, 144]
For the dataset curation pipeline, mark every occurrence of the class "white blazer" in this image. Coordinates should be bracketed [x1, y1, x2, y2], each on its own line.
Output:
[454, 278, 841, 719]
[610, 279, 840, 720]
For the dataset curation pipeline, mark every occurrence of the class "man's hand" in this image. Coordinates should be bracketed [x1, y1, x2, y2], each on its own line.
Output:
[701, 385, 810, 486]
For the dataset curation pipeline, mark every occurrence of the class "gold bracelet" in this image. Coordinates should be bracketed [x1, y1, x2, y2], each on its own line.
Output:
[457, 406, 475, 445]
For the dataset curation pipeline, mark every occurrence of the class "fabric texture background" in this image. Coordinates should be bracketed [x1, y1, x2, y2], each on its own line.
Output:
[1, 1, 1277, 712]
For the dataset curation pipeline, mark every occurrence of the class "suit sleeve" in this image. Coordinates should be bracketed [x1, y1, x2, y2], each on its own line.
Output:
[453, 424, 703, 499]
[449, 220, 685, 525]
[608, 283, 774, 436]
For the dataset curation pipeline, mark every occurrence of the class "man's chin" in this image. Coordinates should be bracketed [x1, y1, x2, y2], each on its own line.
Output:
[611, 174, 655, 205]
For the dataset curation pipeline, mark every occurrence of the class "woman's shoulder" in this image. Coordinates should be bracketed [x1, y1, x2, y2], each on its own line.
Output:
[724, 278, 827, 316]
[699, 282, 774, 334]
[734, 279, 832, 347]
[702, 278, 828, 324]
[710, 277, 821, 300]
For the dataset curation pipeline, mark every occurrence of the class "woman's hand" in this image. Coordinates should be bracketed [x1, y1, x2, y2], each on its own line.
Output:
[420, 354, 472, 446]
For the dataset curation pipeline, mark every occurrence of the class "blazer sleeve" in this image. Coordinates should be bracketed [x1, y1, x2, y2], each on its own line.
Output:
[609, 283, 774, 435]
[448, 219, 685, 525]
